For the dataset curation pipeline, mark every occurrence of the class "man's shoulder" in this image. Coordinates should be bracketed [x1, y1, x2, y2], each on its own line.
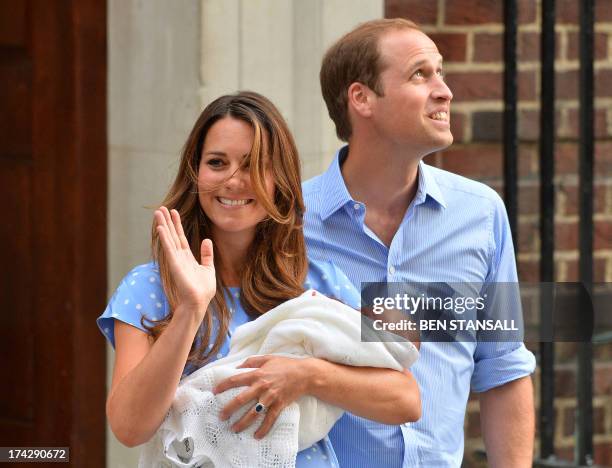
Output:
[424, 163, 503, 207]
[302, 173, 324, 200]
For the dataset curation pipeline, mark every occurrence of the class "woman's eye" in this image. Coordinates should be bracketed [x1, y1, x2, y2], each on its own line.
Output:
[207, 158, 224, 168]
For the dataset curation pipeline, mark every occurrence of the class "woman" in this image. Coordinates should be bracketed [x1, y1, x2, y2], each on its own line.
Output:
[97, 91, 420, 466]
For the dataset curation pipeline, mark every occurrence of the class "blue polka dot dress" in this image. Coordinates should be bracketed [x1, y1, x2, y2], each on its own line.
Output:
[98, 259, 361, 467]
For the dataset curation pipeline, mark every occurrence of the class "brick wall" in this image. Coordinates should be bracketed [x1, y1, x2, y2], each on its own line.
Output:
[385, 0, 612, 465]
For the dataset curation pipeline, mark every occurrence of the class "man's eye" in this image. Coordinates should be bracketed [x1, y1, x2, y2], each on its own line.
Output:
[437, 69, 445, 78]
[413, 70, 425, 78]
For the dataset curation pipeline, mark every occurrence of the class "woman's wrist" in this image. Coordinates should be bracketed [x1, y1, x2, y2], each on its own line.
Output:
[172, 303, 208, 331]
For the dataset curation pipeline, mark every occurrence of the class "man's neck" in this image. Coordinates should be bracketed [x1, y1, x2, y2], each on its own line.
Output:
[341, 141, 420, 220]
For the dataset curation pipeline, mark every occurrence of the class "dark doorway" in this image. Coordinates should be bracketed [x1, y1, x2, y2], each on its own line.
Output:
[0, 0, 107, 465]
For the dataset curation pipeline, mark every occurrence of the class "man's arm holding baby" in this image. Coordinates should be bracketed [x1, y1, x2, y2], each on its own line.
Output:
[213, 354, 421, 439]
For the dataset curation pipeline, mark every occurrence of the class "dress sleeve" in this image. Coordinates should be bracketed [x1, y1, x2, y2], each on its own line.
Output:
[96, 263, 169, 348]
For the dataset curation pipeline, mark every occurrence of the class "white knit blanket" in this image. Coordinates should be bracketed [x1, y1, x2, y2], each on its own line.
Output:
[139, 290, 419, 468]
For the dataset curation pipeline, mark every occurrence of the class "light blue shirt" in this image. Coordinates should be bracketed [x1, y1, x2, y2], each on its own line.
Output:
[303, 146, 536, 467]
[98, 259, 360, 468]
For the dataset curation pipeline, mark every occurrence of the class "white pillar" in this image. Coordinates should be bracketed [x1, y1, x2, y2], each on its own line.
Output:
[200, 0, 384, 179]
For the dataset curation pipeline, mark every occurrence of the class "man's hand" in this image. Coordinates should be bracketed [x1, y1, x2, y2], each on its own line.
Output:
[479, 376, 535, 467]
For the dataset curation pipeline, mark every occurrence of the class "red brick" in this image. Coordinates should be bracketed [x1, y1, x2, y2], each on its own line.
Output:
[444, 71, 534, 102]
[556, 220, 578, 251]
[423, 151, 443, 168]
[555, 366, 576, 397]
[562, 405, 606, 437]
[518, 219, 538, 253]
[557, 69, 579, 100]
[518, 70, 537, 101]
[518, 109, 565, 142]
[555, 447, 574, 461]
[563, 257, 608, 282]
[519, 31, 563, 62]
[518, 110, 540, 141]
[444, 0, 501, 25]
[596, 69, 612, 98]
[564, 108, 609, 139]
[595, 141, 612, 175]
[557, 0, 578, 24]
[519, 144, 538, 178]
[594, 441, 612, 466]
[595, 220, 612, 250]
[445, 71, 501, 101]
[518, 110, 568, 142]
[556, 1, 612, 24]
[556, 342, 579, 362]
[555, 143, 578, 175]
[518, 259, 539, 282]
[385, 0, 439, 25]
[594, 342, 612, 361]
[450, 111, 466, 142]
[557, 68, 612, 101]
[518, 185, 539, 216]
[519, 32, 540, 62]
[517, 0, 537, 24]
[596, 1, 612, 22]
[594, 362, 612, 396]
[562, 406, 574, 437]
[473, 33, 502, 63]
[567, 32, 608, 61]
[428, 33, 467, 62]
[439, 144, 501, 179]
[560, 184, 608, 216]
[472, 111, 501, 141]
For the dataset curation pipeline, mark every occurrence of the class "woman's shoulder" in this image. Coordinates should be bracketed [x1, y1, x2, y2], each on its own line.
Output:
[97, 261, 169, 348]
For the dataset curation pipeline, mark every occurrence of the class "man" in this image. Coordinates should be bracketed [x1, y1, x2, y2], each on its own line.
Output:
[303, 18, 536, 467]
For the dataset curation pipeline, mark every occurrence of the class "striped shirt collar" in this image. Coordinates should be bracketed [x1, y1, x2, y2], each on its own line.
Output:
[319, 145, 447, 220]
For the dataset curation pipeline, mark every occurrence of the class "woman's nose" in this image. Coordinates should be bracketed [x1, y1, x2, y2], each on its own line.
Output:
[224, 166, 249, 190]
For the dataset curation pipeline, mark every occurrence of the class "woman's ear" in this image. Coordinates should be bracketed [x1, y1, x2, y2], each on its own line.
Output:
[347, 82, 374, 118]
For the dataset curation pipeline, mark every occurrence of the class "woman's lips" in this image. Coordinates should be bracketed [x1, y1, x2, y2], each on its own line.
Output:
[216, 197, 253, 207]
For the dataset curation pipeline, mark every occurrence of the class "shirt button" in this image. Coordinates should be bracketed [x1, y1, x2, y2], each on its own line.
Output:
[353, 203, 360, 210]
[389, 265, 396, 275]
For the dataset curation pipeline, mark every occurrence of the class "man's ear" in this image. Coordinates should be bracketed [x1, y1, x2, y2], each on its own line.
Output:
[347, 82, 374, 118]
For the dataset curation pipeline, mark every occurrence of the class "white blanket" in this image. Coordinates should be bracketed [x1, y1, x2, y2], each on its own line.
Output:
[139, 290, 418, 468]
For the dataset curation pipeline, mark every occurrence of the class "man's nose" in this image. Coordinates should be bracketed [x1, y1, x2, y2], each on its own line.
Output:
[432, 76, 453, 101]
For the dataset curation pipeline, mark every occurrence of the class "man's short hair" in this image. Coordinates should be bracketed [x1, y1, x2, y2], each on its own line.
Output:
[320, 18, 421, 141]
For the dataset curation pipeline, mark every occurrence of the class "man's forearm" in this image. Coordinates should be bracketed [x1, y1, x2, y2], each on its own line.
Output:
[305, 358, 421, 424]
[479, 376, 535, 467]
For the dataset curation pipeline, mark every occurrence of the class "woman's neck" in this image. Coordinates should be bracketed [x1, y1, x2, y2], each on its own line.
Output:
[211, 229, 254, 287]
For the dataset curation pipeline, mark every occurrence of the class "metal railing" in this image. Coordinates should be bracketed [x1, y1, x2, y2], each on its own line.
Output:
[503, 0, 597, 466]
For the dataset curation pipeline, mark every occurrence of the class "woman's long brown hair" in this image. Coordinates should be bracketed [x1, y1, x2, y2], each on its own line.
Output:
[144, 91, 307, 367]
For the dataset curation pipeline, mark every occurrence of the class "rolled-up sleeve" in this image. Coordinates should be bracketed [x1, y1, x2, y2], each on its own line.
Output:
[471, 342, 536, 392]
[472, 193, 536, 393]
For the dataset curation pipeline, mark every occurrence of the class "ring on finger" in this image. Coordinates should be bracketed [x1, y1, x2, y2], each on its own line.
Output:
[254, 402, 267, 414]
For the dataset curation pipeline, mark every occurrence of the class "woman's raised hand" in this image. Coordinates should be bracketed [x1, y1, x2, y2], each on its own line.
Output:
[155, 207, 216, 315]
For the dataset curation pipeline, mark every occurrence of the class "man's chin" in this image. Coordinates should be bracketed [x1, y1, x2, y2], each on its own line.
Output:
[431, 132, 453, 152]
